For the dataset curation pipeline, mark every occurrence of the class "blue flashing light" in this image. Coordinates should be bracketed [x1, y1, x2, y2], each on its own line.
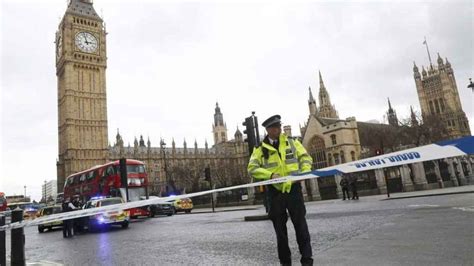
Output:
[97, 216, 105, 224]
[169, 194, 176, 197]
[91, 196, 105, 200]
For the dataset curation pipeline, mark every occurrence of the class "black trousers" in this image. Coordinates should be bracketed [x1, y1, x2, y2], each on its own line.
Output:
[268, 183, 313, 265]
[63, 219, 73, 238]
[351, 188, 359, 200]
[342, 187, 350, 200]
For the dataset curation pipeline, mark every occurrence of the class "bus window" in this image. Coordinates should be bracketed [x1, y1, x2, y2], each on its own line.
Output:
[87, 171, 96, 181]
[106, 166, 115, 176]
[79, 173, 86, 183]
[73, 175, 80, 185]
[126, 165, 145, 174]
[102, 165, 115, 178]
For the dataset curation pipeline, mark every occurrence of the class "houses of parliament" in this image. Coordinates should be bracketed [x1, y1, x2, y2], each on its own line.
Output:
[55, 0, 471, 197]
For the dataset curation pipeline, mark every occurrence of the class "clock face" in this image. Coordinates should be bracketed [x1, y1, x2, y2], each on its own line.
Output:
[75, 32, 98, 53]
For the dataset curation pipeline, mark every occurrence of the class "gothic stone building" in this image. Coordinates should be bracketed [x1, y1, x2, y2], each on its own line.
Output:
[300, 70, 473, 201]
[55, 1, 250, 196]
[109, 104, 250, 196]
[56, 0, 109, 191]
[413, 53, 471, 139]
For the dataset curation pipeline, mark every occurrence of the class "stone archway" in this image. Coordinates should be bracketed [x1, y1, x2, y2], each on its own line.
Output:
[308, 135, 328, 170]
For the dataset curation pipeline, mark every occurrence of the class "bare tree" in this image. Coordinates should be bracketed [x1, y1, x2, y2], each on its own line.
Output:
[398, 110, 449, 146]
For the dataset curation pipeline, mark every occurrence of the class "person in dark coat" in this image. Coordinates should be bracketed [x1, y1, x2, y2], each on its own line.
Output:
[349, 176, 359, 200]
[340, 176, 350, 200]
[72, 197, 84, 234]
[62, 198, 76, 238]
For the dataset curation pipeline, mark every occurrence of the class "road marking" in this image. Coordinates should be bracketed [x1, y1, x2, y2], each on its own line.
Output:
[408, 204, 440, 208]
[452, 206, 474, 212]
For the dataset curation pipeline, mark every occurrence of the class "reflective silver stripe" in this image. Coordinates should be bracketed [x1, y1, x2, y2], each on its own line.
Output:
[249, 159, 260, 166]
[300, 160, 312, 165]
[250, 167, 260, 174]
[285, 158, 298, 164]
[264, 162, 278, 168]
[299, 153, 309, 158]
[288, 139, 300, 170]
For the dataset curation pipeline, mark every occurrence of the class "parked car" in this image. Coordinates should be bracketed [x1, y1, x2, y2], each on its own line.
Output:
[37, 205, 63, 233]
[140, 196, 175, 217]
[172, 198, 193, 213]
[82, 197, 130, 231]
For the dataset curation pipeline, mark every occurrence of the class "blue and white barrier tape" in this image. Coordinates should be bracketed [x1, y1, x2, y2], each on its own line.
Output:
[0, 136, 472, 232]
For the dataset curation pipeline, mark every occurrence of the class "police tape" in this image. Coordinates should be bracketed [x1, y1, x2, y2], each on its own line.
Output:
[0, 136, 472, 232]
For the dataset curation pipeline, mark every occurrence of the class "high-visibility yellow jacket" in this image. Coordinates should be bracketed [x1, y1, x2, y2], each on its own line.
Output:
[247, 134, 313, 191]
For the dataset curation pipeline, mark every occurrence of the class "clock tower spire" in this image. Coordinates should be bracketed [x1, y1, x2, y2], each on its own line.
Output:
[56, 0, 109, 192]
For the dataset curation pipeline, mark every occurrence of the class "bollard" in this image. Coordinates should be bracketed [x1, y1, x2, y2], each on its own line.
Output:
[11, 208, 25, 266]
[0, 215, 5, 266]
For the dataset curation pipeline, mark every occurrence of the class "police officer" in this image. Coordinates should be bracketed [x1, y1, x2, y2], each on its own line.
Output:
[72, 196, 84, 234]
[340, 176, 350, 200]
[61, 198, 76, 238]
[248, 115, 313, 266]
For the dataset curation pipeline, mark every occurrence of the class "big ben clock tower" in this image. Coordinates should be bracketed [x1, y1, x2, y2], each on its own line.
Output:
[56, 0, 109, 192]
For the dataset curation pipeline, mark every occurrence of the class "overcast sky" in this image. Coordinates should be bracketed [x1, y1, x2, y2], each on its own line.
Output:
[1, 0, 472, 201]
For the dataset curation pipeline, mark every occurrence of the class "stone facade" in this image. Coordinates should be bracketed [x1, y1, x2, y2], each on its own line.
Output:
[317, 71, 339, 119]
[109, 111, 250, 196]
[212, 102, 228, 145]
[56, 0, 109, 192]
[413, 54, 471, 139]
[386, 98, 399, 127]
[297, 70, 474, 201]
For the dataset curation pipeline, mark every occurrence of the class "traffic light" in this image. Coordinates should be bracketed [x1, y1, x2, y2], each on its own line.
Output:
[243, 116, 257, 155]
[204, 167, 211, 182]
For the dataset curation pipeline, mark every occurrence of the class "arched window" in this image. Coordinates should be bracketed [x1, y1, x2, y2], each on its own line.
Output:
[434, 99, 441, 114]
[439, 98, 445, 112]
[351, 151, 356, 161]
[334, 153, 340, 165]
[340, 151, 346, 163]
[429, 101, 435, 114]
[308, 135, 327, 169]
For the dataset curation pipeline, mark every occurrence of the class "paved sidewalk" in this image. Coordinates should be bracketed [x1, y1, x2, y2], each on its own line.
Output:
[313, 193, 474, 266]
[383, 185, 474, 200]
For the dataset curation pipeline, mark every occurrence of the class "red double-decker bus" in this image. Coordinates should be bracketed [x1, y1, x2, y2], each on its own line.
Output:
[63, 159, 149, 218]
[0, 192, 7, 212]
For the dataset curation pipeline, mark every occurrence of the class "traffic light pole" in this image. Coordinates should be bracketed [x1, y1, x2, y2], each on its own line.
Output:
[210, 178, 215, 213]
[242, 112, 269, 220]
[205, 167, 215, 213]
[120, 158, 129, 202]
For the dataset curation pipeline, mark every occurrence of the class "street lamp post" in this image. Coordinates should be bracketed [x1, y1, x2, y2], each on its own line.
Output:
[23, 186, 26, 200]
[43, 180, 47, 203]
[468, 78, 474, 92]
[160, 139, 170, 196]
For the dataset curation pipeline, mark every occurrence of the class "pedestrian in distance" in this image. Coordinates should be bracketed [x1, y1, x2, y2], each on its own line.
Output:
[340, 176, 350, 200]
[349, 175, 359, 200]
[248, 114, 314, 266]
[61, 197, 77, 238]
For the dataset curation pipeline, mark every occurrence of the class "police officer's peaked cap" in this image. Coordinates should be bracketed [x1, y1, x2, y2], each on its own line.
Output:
[262, 114, 282, 128]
